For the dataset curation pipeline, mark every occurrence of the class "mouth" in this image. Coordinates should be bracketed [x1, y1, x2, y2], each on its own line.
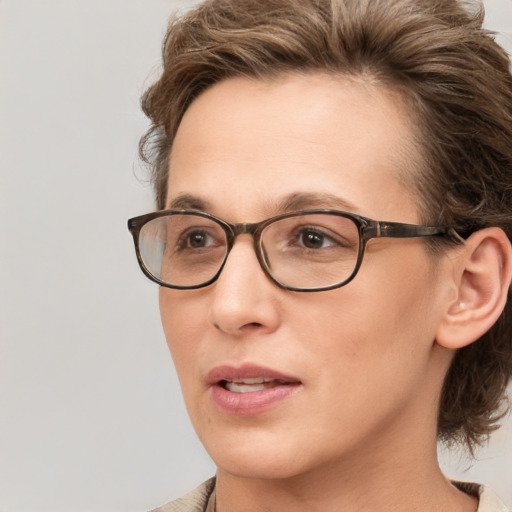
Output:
[207, 365, 302, 414]
[220, 377, 296, 393]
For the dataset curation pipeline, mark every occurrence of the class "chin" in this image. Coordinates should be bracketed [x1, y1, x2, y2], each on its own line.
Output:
[216, 455, 306, 481]
[199, 429, 319, 481]
[197, 430, 281, 473]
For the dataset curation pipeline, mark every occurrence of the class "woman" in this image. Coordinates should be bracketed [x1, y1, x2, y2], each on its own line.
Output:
[128, 0, 512, 510]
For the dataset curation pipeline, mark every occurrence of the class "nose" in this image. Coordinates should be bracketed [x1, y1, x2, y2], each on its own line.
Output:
[208, 236, 281, 336]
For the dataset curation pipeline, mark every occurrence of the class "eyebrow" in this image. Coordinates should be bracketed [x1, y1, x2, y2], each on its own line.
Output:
[276, 192, 360, 214]
[167, 191, 360, 215]
[168, 194, 213, 211]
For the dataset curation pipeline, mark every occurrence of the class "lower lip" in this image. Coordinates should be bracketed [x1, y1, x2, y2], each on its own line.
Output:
[210, 382, 301, 415]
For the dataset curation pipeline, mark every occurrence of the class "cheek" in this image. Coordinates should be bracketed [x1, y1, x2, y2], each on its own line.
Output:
[289, 281, 439, 440]
[297, 259, 441, 384]
[159, 289, 209, 385]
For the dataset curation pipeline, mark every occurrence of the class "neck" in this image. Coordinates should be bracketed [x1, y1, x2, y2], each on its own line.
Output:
[214, 426, 477, 512]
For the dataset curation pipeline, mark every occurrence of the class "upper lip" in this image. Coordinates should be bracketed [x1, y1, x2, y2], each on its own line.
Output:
[206, 364, 301, 385]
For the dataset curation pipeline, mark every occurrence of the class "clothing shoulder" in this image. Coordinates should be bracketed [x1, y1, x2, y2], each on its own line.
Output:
[477, 485, 510, 512]
[149, 478, 215, 512]
[150, 478, 510, 512]
[454, 482, 510, 512]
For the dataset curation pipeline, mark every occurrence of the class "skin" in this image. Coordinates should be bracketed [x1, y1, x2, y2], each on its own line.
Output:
[160, 73, 478, 511]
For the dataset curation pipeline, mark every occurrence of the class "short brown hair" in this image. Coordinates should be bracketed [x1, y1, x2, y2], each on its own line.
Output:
[140, 0, 512, 450]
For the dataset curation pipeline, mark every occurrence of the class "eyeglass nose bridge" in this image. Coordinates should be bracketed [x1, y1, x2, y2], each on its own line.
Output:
[228, 222, 261, 237]
[224, 221, 267, 253]
[221, 220, 273, 281]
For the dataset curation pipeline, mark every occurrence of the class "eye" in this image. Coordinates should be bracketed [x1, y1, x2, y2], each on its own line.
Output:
[297, 228, 337, 249]
[186, 230, 212, 248]
[181, 229, 217, 249]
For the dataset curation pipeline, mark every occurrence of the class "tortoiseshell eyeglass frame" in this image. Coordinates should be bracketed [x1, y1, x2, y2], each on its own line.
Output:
[127, 209, 464, 292]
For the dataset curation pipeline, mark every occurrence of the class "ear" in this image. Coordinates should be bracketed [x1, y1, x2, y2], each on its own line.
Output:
[436, 227, 512, 350]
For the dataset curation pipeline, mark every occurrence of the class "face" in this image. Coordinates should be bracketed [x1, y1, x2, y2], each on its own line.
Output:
[160, 73, 453, 482]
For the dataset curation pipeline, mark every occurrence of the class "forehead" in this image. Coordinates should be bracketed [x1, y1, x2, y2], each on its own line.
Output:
[167, 73, 421, 222]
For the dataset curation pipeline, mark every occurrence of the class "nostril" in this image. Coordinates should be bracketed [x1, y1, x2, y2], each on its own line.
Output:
[243, 322, 263, 329]
[213, 321, 262, 333]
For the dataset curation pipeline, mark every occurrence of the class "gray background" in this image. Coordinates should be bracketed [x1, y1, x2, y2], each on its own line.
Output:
[1, 1, 511, 510]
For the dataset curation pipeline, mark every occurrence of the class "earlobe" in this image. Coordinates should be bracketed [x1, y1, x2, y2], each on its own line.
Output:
[436, 227, 512, 350]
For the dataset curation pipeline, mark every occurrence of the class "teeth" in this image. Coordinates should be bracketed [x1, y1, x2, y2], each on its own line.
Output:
[225, 382, 268, 393]
[223, 377, 277, 393]
[235, 377, 272, 384]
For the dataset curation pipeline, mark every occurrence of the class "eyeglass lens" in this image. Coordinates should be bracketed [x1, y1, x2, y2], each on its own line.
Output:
[138, 213, 361, 289]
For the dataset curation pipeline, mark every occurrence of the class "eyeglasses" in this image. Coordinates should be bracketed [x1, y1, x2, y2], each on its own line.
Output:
[127, 209, 460, 292]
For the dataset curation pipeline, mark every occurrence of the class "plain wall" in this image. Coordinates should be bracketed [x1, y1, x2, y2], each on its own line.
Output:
[1, 1, 511, 510]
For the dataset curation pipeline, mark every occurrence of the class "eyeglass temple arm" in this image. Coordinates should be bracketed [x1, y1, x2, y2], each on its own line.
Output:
[365, 221, 464, 242]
